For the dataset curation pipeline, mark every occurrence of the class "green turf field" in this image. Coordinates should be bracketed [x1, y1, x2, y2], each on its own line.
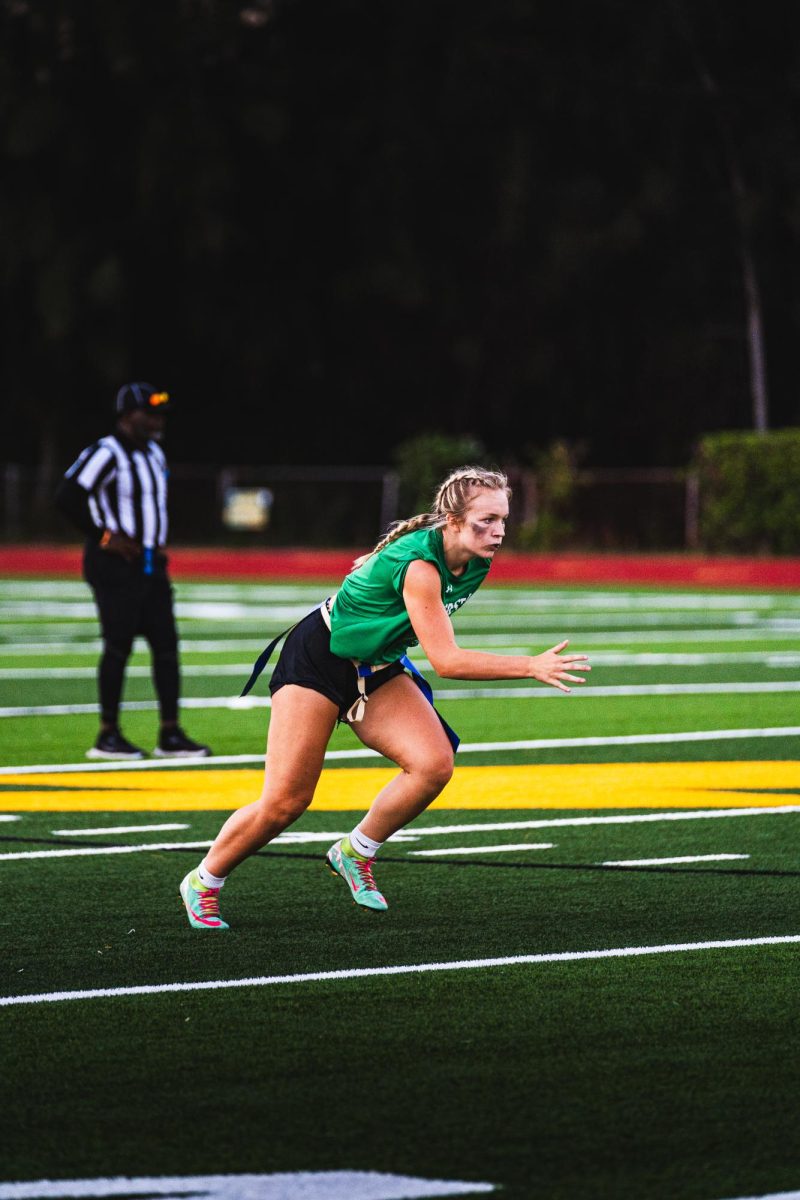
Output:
[1, 576, 799, 1200]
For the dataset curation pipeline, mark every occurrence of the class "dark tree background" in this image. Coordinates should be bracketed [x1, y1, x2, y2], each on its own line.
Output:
[2, 0, 799, 476]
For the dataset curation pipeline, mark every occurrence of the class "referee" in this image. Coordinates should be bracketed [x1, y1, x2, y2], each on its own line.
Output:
[55, 382, 212, 760]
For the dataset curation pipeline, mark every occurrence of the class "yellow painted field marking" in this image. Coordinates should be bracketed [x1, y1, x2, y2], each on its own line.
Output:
[0, 761, 798, 812]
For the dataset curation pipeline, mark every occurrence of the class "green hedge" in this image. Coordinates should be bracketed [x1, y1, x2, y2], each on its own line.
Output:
[693, 429, 800, 553]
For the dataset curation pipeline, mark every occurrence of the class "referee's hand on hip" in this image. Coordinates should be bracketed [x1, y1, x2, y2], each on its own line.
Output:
[100, 531, 142, 563]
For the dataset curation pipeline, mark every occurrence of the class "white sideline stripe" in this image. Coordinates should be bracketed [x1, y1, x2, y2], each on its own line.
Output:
[50, 823, 190, 836]
[723, 1191, 800, 1199]
[601, 854, 750, 866]
[4, 652, 800, 677]
[2, 725, 800, 776]
[437, 682, 800, 699]
[2, 580, 799, 606]
[0, 664, 252, 679]
[0, 814, 20, 821]
[0, 581, 324, 598]
[7, 603, 800, 628]
[3, 806, 796, 864]
[0, 754, 278, 774]
[593, 651, 800, 666]
[0, 640, 267, 656]
[2, 935, 798, 1007]
[5, 681, 800, 717]
[3, 807, 799, 861]
[470, 724, 800, 744]
[5, 604, 712, 624]
[409, 843, 554, 856]
[0, 1171, 496, 1199]
[463, 727, 800, 753]
[0, 831, 411, 862]
[0, 841, 213, 861]
[399, 808, 800, 832]
[0, 601, 313, 620]
[3, 628, 800, 654]
[0, 698, 267, 717]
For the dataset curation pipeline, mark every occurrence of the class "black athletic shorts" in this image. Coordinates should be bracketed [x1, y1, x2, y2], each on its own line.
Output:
[269, 607, 406, 720]
[82, 542, 178, 654]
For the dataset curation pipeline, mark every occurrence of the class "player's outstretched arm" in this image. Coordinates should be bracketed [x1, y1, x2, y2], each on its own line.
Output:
[403, 561, 590, 692]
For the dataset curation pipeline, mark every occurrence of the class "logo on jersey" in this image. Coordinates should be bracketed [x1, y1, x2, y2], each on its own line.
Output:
[444, 592, 472, 616]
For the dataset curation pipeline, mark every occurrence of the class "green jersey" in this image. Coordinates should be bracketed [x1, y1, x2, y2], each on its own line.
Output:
[329, 526, 492, 665]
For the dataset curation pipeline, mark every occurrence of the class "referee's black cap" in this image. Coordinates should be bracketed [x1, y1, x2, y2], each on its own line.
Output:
[115, 382, 171, 416]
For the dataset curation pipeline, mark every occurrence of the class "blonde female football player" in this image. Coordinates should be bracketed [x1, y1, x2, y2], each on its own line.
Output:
[180, 465, 590, 928]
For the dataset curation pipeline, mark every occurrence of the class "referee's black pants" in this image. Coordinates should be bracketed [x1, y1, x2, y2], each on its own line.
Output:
[83, 543, 180, 727]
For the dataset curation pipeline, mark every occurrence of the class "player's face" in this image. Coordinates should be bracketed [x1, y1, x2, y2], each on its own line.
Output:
[458, 488, 509, 557]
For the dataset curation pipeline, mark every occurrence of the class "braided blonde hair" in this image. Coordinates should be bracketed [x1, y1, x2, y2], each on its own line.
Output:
[352, 465, 511, 569]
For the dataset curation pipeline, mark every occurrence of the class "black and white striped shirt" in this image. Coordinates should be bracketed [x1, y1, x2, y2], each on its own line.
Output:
[63, 434, 169, 549]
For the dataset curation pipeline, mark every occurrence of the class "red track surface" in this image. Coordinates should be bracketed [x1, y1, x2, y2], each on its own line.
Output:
[2, 544, 800, 587]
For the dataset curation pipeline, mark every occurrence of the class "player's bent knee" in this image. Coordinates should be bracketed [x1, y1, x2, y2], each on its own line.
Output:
[419, 754, 455, 795]
[256, 791, 312, 826]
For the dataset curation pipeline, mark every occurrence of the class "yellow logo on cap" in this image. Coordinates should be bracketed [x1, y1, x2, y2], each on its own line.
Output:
[148, 392, 170, 407]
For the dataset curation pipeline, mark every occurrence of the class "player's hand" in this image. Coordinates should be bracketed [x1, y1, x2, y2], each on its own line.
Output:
[102, 532, 142, 562]
[528, 640, 590, 693]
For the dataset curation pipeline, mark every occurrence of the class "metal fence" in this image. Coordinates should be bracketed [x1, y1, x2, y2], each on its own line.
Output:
[1, 462, 698, 550]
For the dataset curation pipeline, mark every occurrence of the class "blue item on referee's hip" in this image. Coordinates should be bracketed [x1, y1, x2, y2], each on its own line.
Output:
[143, 546, 154, 576]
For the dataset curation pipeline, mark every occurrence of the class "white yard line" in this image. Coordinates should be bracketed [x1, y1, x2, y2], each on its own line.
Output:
[4, 650, 800, 676]
[2, 628, 800, 655]
[0, 698, 272, 716]
[0, 665, 252, 679]
[2, 935, 798, 1007]
[50, 823, 190, 836]
[0, 754, 274, 773]
[2, 725, 800, 776]
[0, 640, 266, 656]
[584, 652, 800, 666]
[403, 808, 800, 831]
[4, 680, 800, 718]
[35, 809, 800, 844]
[438, 682, 800, 699]
[0, 832, 409, 861]
[4, 807, 797, 861]
[0, 1171, 496, 1199]
[463, 727, 800, 752]
[3, 651, 800, 677]
[0, 841, 213, 861]
[2, 580, 799, 606]
[0, 602, 313, 621]
[409, 843, 554, 856]
[6, 603, 800, 626]
[600, 854, 750, 866]
[722, 1190, 800, 1200]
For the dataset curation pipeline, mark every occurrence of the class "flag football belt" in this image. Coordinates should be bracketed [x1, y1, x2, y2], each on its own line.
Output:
[240, 594, 460, 752]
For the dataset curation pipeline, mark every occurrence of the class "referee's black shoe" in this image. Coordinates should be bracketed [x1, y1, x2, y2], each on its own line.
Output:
[153, 725, 212, 758]
[87, 728, 146, 761]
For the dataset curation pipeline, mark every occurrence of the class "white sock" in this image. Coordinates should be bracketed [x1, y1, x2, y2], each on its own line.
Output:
[348, 826, 384, 860]
[197, 860, 227, 889]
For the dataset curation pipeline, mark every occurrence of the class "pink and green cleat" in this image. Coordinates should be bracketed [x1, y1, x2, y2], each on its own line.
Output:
[325, 839, 388, 911]
[180, 870, 229, 930]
